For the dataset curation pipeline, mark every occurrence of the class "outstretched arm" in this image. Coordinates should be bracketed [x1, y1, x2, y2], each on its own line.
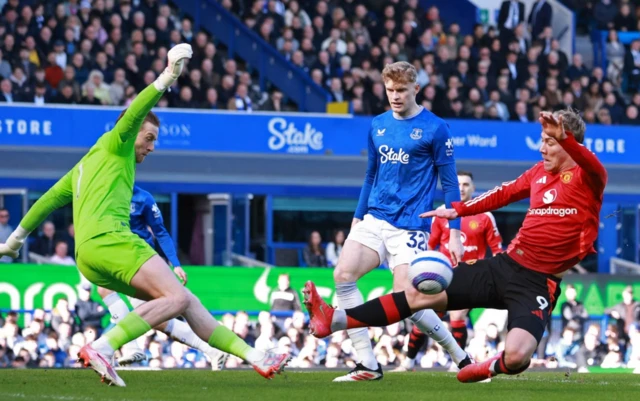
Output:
[420, 169, 533, 220]
[102, 44, 193, 155]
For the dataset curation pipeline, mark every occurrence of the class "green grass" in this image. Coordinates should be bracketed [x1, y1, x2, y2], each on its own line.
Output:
[0, 369, 638, 401]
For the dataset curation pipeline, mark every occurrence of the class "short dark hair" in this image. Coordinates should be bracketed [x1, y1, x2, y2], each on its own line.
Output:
[115, 109, 160, 127]
[457, 170, 474, 180]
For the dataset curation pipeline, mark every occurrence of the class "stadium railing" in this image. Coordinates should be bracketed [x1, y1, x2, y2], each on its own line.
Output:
[609, 257, 640, 275]
[171, 0, 331, 112]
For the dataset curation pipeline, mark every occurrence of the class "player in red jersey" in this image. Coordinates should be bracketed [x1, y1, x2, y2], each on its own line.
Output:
[303, 109, 607, 383]
[393, 171, 504, 371]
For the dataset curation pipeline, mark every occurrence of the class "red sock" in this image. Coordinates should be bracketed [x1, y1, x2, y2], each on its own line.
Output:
[407, 325, 428, 359]
[450, 320, 468, 349]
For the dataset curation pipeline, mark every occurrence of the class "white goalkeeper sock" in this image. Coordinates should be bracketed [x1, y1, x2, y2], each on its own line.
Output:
[102, 293, 144, 356]
[103, 293, 129, 323]
[410, 309, 467, 365]
[166, 319, 217, 356]
[336, 282, 378, 370]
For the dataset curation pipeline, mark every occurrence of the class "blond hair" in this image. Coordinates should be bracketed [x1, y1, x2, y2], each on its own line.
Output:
[553, 108, 586, 144]
[381, 61, 417, 84]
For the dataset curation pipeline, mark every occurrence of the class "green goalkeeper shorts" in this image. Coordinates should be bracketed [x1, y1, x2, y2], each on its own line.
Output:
[76, 231, 157, 297]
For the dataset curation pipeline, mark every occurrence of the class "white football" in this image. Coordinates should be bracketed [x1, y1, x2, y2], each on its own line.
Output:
[408, 251, 453, 295]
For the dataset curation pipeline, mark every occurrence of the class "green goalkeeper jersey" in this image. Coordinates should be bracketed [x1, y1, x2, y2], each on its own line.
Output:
[20, 84, 163, 250]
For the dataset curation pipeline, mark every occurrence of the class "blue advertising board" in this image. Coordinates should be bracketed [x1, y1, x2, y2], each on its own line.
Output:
[0, 105, 637, 165]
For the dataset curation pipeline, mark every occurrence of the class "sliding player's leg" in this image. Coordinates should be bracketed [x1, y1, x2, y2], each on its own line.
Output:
[332, 237, 384, 382]
[392, 263, 471, 369]
[127, 296, 228, 370]
[128, 257, 288, 378]
[78, 232, 288, 382]
[458, 261, 561, 383]
[96, 287, 148, 366]
[304, 256, 502, 338]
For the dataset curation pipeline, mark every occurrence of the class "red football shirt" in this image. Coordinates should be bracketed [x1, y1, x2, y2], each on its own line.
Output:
[451, 133, 607, 275]
[429, 209, 503, 262]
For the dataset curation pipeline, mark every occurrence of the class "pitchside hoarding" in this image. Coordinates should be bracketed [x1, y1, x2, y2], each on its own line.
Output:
[1, 265, 639, 326]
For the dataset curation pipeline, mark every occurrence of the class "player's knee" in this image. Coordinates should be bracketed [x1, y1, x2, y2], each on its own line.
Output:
[333, 265, 358, 283]
[170, 290, 191, 314]
[504, 348, 532, 371]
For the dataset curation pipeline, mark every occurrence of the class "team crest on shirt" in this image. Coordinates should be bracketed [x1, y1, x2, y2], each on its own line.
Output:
[469, 220, 479, 230]
[151, 203, 161, 218]
[561, 171, 573, 184]
[130, 203, 136, 214]
[410, 128, 423, 140]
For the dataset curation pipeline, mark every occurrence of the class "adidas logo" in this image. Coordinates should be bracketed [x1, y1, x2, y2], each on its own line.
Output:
[535, 176, 547, 184]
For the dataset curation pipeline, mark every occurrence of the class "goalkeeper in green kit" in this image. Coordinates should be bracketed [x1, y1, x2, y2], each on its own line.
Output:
[0, 44, 290, 386]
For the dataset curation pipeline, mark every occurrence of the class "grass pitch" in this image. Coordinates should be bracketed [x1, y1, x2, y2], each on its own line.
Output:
[0, 369, 637, 401]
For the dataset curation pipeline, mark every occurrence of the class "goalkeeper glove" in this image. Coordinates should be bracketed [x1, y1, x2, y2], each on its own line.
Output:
[154, 43, 193, 91]
[0, 226, 29, 259]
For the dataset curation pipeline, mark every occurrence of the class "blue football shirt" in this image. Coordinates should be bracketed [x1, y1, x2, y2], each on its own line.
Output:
[354, 107, 460, 232]
[130, 186, 181, 267]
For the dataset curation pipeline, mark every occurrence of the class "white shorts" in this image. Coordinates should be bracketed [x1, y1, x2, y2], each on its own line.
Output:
[348, 214, 429, 271]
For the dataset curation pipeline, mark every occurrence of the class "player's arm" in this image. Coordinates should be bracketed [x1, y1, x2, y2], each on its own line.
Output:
[432, 123, 461, 231]
[142, 194, 187, 284]
[557, 133, 607, 189]
[354, 128, 377, 224]
[143, 195, 180, 269]
[483, 212, 504, 255]
[539, 112, 607, 190]
[454, 171, 532, 217]
[102, 44, 193, 155]
[421, 170, 532, 220]
[0, 172, 73, 258]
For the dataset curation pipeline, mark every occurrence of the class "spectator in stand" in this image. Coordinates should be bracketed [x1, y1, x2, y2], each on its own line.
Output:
[528, 0, 552, 42]
[561, 284, 588, 339]
[325, 229, 345, 268]
[261, 89, 284, 112]
[31, 221, 59, 257]
[75, 284, 106, 333]
[0, 49, 12, 79]
[594, 0, 619, 31]
[302, 231, 327, 267]
[606, 286, 640, 344]
[49, 241, 75, 266]
[270, 273, 302, 329]
[498, 1, 525, 47]
[622, 104, 640, 125]
[0, 208, 13, 263]
[606, 30, 625, 86]
[624, 39, 640, 94]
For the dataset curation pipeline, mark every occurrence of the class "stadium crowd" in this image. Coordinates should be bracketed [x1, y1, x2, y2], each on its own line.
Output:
[1, 280, 639, 370]
[0, 0, 640, 124]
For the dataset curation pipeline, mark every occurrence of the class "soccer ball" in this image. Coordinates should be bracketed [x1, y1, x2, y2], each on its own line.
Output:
[407, 251, 453, 295]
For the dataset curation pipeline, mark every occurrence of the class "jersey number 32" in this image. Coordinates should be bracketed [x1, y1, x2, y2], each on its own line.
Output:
[406, 231, 427, 252]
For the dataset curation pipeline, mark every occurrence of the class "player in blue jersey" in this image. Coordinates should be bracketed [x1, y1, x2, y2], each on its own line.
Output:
[95, 186, 227, 370]
[329, 61, 471, 382]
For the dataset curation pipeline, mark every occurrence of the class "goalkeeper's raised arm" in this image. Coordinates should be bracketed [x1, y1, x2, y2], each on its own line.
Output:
[106, 44, 193, 153]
